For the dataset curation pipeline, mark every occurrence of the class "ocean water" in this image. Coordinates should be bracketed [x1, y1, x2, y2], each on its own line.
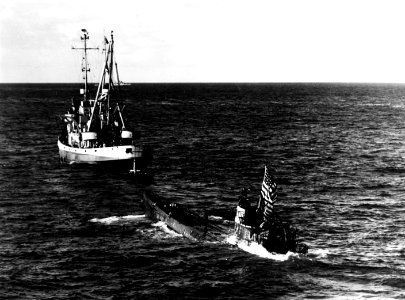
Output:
[0, 83, 404, 299]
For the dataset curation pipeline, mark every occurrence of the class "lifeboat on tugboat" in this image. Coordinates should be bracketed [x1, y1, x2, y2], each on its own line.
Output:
[57, 29, 148, 173]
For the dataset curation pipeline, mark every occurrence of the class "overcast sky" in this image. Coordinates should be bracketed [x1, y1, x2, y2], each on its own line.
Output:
[1, 0, 405, 83]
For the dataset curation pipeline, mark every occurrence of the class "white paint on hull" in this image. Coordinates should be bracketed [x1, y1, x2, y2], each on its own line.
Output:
[57, 139, 141, 163]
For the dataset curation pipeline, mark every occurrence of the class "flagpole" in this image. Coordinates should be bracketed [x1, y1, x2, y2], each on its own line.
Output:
[257, 165, 267, 211]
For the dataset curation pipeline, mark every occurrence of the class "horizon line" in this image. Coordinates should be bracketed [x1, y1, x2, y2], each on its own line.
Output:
[1, 81, 405, 85]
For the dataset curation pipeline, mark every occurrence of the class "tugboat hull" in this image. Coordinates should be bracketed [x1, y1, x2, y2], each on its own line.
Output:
[58, 140, 141, 162]
[57, 139, 146, 171]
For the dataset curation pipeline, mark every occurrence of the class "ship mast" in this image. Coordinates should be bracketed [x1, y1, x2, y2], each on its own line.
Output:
[107, 31, 114, 125]
[72, 29, 98, 100]
[87, 31, 126, 130]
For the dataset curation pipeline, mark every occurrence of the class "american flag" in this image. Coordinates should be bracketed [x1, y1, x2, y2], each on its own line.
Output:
[260, 165, 277, 214]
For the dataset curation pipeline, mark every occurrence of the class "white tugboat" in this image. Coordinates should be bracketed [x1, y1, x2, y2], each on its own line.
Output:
[58, 29, 147, 173]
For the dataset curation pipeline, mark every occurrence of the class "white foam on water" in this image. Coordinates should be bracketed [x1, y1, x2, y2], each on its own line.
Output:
[90, 216, 120, 225]
[226, 234, 238, 245]
[239, 241, 297, 261]
[121, 214, 147, 221]
[152, 221, 183, 237]
[90, 214, 146, 225]
[208, 215, 223, 221]
[226, 234, 298, 261]
[309, 248, 329, 258]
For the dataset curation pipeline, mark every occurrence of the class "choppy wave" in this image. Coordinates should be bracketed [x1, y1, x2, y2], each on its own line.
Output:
[2, 83, 405, 299]
[151, 221, 183, 238]
[226, 235, 301, 261]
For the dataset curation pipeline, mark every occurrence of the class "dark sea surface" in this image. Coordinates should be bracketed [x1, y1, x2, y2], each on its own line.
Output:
[0, 83, 404, 299]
